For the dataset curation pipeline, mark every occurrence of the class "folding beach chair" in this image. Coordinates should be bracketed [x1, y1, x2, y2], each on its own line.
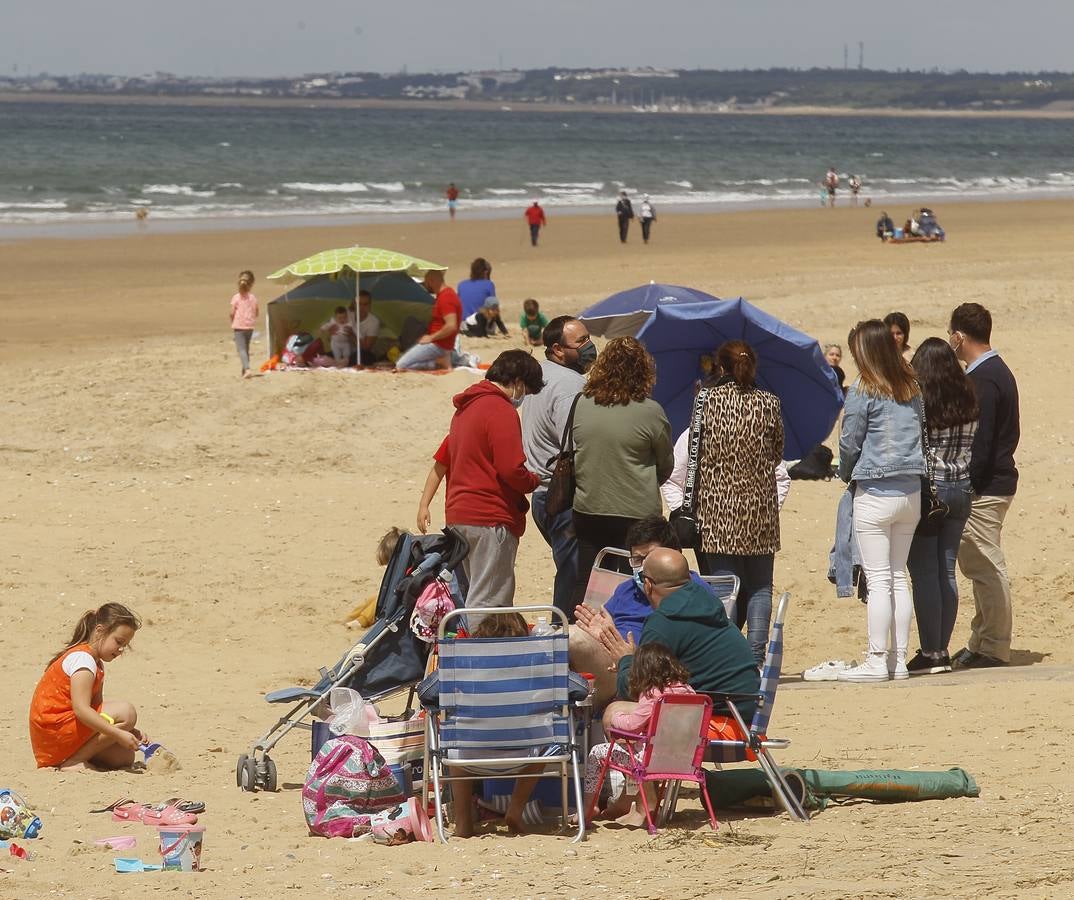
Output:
[582, 547, 630, 609]
[422, 606, 585, 843]
[587, 693, 719, 835]
[700, 573, 740, 621]
[661, 592, 809, 823]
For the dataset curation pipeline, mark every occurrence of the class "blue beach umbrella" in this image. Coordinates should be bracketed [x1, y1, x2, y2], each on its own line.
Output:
[636, 299, 844, 460]
[578, 282, 718, 339]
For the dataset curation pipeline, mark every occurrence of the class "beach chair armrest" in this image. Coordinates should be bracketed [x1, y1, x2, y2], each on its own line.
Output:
[605, 727, 647, 741]
[708, 691, 762, 704]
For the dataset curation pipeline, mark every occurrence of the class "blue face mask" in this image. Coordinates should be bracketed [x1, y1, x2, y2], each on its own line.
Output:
[632, 568, 645, 594]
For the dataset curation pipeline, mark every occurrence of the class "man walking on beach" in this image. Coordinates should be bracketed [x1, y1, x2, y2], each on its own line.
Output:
[522, 316, 597, 619]
[616, 191, 634, 243]
[394, 269, 461, 371]
[524, 201, 547, 247]
[948, 303, 1020, 670]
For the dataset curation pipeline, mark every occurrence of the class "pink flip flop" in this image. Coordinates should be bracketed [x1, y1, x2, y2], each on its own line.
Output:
[111, 801, 197, 826]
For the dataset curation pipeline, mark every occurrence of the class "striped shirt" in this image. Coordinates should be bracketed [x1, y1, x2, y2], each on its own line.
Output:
[929, 421, 977, 484]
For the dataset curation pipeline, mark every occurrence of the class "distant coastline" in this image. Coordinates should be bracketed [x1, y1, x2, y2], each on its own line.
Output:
[5, 90, 1074, 120]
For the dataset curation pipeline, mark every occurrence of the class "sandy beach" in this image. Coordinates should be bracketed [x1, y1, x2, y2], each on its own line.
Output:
[2, 197, 1074, 898]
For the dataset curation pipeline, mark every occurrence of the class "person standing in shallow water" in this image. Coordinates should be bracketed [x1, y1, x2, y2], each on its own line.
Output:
[445, 183, 459, 220]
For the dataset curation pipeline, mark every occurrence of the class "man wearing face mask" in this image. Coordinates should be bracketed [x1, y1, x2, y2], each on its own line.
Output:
[416, 350, 543, 611]
[592, 549, 760, 726]
[947, 303, 1020, 670]
[522, 316, 598, 619]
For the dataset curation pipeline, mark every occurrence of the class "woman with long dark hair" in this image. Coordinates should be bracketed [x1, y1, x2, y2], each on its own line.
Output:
[693, 340, 784, 666]
[836, 320, 926, 682]
[884, 311, 913, 360]
[569, 337, 674, 617]
[906, 338, 979, 674]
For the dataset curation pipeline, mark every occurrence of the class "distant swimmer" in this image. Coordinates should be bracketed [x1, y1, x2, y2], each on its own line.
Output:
[849, 175, 862, 206]
[524, 200, 547, 247]
[825, 167, 838, 208]
[445, 182, 459, 220]
[135, 207, 149, 225]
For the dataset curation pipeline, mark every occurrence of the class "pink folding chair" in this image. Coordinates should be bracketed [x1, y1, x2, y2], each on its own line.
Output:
[585, 693, 719, 835]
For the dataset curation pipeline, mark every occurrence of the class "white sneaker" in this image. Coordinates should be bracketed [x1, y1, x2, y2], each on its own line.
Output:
[802, 659, 852, 682]
[836, 654, 890, 683]
[887, 652, 909, 681]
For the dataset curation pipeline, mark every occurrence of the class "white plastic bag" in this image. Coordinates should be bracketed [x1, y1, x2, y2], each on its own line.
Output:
[328, 688, 381, 737]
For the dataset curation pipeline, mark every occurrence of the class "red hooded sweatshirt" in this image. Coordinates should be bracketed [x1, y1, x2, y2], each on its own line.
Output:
[433, 381, 541, 537]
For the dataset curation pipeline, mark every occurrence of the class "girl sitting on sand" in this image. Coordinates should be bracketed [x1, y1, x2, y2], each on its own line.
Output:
[585, 643, 695, 826]
[29, 603, 145, 770]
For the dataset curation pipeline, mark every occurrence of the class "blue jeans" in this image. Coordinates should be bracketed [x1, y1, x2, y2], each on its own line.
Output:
[907, 479, 973, 654]
[697, 551, 774, 666]
[530, 490, 579, 621]
[395, 341, 448, 370]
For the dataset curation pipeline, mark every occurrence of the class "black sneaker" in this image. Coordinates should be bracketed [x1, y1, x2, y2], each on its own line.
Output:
[906, 650, 952, 676]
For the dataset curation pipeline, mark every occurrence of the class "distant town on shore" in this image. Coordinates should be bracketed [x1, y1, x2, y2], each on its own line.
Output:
[4, 66, 1074, 112]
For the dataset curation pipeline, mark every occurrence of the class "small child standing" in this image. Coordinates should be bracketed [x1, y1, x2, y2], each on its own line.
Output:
[519, 298, 548, 347]
[584, 642, 695, 825]
[29, 604, 145, 770]
[229, 270, 259, 378]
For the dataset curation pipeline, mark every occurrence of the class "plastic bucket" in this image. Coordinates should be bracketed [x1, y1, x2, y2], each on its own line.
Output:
[158, 824, 205, 871]
[387, 762, 413, 797]
[894, 227, 904, 239]
[368, 797, 433, 844]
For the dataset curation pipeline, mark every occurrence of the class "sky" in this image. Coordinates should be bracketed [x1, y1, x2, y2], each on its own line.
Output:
[3, 0, 1071, 78]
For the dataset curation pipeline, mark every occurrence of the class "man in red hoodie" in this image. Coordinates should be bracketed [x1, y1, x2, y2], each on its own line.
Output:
[417, 350, 545, 609]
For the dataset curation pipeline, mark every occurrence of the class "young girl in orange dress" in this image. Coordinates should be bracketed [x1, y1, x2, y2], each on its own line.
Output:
[29, 603, 144, 770]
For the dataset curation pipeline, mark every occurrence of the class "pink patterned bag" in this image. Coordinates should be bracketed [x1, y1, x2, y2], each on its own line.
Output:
[302, 735, 405, 838]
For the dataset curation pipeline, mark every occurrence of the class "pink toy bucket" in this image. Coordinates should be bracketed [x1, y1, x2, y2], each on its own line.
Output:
[158, 823, 205, 871]
[368, 797, 433, 844]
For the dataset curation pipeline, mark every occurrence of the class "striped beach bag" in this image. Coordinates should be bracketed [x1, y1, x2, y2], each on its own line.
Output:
[368, 714, 427, 786]
[302, 735, 405, 838]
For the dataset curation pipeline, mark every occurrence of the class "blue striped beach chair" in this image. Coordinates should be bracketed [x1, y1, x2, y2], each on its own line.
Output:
[661, 592, 809, 824]
[422, 606, 585, 842]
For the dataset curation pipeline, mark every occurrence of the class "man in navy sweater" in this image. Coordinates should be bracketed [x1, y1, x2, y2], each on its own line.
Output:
[948, 303, 1020, 669]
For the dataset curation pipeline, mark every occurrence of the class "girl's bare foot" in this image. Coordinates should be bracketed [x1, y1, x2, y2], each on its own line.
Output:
[504, 811, 527, 835]
[614, 807, 649, 828]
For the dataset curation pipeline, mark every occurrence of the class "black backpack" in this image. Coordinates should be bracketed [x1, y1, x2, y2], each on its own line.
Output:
[788, 444, 835, 481]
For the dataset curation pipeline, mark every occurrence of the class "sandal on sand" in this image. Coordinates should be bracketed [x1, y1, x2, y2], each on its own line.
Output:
[163, 798, 205, 815]
[91, 798, 136, 814]
[802, 659, 854, 682]
[111, 801, 198, 826]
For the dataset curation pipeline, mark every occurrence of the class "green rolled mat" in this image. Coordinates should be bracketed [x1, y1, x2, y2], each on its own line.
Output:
[704, 767, 979, 811]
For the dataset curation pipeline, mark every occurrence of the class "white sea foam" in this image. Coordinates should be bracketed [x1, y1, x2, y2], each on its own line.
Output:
[485, 188, 527, 195]
[526, 181, 604, 191]
[666, 180, 693, 188]
[367, 181, 405, 192]
[0, 200, 67, 210]
[281, 182, 370, 193]
[143, 184, 216, 197]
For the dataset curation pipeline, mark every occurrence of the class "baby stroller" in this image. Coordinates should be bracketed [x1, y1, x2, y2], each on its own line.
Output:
[236, 527, 469, 792]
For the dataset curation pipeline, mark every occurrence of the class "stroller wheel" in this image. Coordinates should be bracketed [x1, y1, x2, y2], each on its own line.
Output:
[260, 756, 278, 793]
[235, 754, 249, 788]
[239, 756, 259, 793]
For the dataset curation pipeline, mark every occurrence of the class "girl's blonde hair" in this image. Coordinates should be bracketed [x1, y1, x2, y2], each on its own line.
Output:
[848, 319, 919, 403]
[626, 642, 691, 701]
[49, 603, 141, 667]
[375, 526, 409, 566]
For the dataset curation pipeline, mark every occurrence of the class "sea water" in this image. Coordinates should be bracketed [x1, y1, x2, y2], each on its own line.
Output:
[3, 100, 1074, 231]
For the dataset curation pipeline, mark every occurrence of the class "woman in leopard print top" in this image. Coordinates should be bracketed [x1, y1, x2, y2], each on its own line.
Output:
[694, 340, 784, 666]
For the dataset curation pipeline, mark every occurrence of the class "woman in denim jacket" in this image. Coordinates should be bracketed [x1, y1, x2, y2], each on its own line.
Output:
[905, 339, 978, 675]
[837, 320, 925, 682]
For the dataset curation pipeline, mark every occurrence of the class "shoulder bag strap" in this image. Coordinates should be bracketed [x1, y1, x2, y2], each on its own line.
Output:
[559, 392, 583, 455]
[916, 394, 940, 500]
[681, 388, 710, 514]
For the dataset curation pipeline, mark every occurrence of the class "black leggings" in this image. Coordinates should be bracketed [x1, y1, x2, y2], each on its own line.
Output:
[570, 510, 638, 619]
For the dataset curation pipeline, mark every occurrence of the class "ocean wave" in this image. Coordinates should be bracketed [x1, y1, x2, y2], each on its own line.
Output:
[666, 180, 693, 188]
[0, 200, 67, 210]
[281, 181, 370, 193]
[485, 188, 527, 195]
[367, 181, 405, 192]
[143, 184, 216, 197]
[526, 181, 604, 191]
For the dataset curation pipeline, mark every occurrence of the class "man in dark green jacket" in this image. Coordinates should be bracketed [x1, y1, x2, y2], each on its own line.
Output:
[597, 548, 760, 724]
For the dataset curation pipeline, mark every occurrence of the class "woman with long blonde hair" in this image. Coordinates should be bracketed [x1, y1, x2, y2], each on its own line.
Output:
[836, 320, 926, 683]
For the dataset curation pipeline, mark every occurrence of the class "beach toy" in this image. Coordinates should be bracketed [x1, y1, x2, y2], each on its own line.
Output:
[115, 857, 163, 873]
[0, 790, 42, 840]
[158, 823, 205, 871]
[95, 835, 137, 850]
[367, 797, 433, 844]
[141, 741, 181, 774]
[894, 227, 904, 238]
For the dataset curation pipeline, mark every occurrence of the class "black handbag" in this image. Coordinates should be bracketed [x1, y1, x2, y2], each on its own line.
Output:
[669, 388, 710, 549]
[916, 397, 949, 537]
[544, 393, 582, 518]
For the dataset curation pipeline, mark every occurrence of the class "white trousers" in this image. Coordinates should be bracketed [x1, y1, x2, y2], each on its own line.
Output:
[853, 489, 920, 658]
